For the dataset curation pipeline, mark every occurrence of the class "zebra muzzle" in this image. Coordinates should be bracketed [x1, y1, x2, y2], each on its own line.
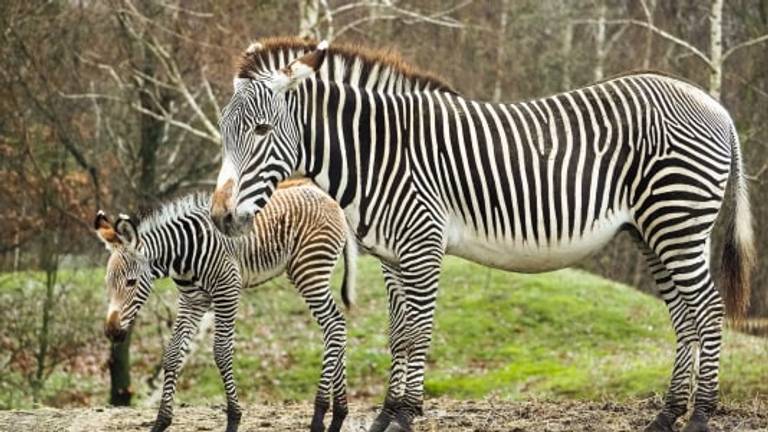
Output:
[104, 310, 127, 343]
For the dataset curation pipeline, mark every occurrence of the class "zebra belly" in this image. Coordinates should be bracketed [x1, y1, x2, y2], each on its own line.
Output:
[240, 264, 287, 288]
[445, 211, 630, 273]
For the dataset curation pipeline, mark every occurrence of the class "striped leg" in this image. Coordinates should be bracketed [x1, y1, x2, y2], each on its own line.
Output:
[212, 287, 242, 432]
[152, 294, 209, 432]
[641, 247, 698, 432]
[657, 241, 724, 432]
[372, 240, 444, 432]
[290, 251, 349, 432]
[369, 263, 410, 432]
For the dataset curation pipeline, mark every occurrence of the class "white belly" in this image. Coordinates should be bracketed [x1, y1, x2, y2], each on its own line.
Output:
[445, 211, 631, 273]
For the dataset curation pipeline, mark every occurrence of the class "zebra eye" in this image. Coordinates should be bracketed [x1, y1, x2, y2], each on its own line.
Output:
[254, 124, 272, 136]
[126, 278, 137, 287]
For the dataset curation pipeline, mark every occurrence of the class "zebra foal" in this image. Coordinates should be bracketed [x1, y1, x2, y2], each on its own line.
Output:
[96, 182, 355, 432]
[209, 38, 755, 432]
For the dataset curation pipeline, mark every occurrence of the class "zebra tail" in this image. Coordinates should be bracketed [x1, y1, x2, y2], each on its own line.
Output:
[341, 234, 358, 310]
[720, 127, 756, 320]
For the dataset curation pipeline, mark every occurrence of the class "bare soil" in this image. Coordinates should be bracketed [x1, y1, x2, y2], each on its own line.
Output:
[1, 398, 765, 432]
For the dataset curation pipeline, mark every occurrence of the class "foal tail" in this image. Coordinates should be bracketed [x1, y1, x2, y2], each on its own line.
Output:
[720, 128, 756, 320]
[340, 234, 358, 310]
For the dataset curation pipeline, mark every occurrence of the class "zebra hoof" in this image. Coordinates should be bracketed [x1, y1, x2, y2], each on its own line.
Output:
[225, 408, 241, 432]
[368, 410, 392, 432]
[149, 415, 171, 432]
[681, 414, 710, 432]
[382, 409, 413, 432]
[643, 413, 676, 432]
[326, 403, 348, 432]
[382, 419, 412, 432]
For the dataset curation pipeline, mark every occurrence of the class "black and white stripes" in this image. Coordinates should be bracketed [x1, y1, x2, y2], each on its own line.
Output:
[212, 40, 754, 432]
[98, 183, 355, 432]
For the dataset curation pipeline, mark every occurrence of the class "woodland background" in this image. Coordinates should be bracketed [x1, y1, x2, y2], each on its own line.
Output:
[0, 0, 766, 410]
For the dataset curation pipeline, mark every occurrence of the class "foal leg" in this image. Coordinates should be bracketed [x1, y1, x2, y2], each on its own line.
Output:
[151, 294, 209, 432]
[211, 287, 242, 432]
[290, 253, 348, 432]
[641, 248, 699, 432]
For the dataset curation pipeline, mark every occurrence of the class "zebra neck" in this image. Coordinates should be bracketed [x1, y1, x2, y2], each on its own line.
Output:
[295, 80, 413, 210]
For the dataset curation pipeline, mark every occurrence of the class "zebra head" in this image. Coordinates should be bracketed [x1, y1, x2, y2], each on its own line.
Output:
[211, 41, 328, 235]
[94, 211, 152, 343]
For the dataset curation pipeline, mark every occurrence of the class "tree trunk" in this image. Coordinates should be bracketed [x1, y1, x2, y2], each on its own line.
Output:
[561, 20, 574, 89]
[708, 0, 724, 99]
[492, 0, 509, 103]
[109, 330, 133, 406]
[298, 0, 320, 39]
[594, 1, 607, 82]
[642, 0, 657, 69]
[32, 225, 58, 403]
[137, 41, 164, 207]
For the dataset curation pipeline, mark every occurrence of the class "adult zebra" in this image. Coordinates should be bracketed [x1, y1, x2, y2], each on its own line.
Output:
[210, 38, 755, 432]
[97, 182, 356, 432]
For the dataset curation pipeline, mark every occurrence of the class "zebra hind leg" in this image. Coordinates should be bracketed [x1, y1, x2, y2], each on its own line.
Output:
[640, 248, 698, 432]
[211, 292, 242, 432]
[290, 254, 348, 432]
[653, 241, 723, 432]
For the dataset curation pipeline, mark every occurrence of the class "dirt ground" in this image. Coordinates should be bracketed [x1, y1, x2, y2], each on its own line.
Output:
[1, 398, 766, 432]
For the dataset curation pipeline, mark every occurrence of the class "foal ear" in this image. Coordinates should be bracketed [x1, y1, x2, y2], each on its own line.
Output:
[94, 210, 120, 250]
[114, 214, 140, 249]
[269, 40, 328, 92]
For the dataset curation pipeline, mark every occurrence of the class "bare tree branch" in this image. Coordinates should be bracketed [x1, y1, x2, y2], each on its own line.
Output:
[723, 33, 768, 61]
[576, 18, 714, 69]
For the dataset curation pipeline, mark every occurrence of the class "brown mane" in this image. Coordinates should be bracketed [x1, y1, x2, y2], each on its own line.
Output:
[237, 36, 456, 94]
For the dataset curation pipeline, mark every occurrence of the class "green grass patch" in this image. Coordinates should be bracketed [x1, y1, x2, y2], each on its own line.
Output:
[1, 256, 766, 409]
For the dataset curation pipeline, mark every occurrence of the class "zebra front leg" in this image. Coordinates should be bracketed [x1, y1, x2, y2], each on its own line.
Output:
[389, 249, 442, 432]
[212, 292, 242, 432]
[369, 264, 410, 432]
[375, 243, 444, 432]
[152, 295, 209, 432]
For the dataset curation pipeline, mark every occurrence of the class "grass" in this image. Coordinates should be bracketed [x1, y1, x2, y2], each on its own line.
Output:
[175, 256, 767, 406]
[1, 256, 766, 409]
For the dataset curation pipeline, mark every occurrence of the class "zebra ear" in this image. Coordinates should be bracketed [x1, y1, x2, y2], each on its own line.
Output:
[94, 210, 120, 250]
[270, 40, 328, 92]
[114, 214, 140, 249]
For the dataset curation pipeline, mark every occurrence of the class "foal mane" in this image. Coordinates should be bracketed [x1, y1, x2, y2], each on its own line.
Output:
[137, 193, 210, 235]
[237, 36, 456, 94]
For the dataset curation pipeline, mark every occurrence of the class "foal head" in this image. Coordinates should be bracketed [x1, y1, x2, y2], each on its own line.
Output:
[94, 211, 151, 343]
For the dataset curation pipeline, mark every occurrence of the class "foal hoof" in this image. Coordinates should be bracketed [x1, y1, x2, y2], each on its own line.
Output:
[149, 416, 171, 432]
[681, 414, 710, 432]
[225, 410, 241, 432]
[644, 413, 676, 432]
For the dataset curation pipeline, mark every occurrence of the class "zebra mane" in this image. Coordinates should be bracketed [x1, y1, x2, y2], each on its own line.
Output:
[237, 36, 457, 94]
[137, 192, 210, 235]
